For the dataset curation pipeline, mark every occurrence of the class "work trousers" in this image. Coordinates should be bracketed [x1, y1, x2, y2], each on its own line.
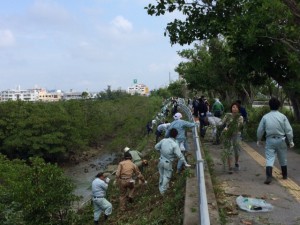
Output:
[158, 158, 173, 194]
[265, 136, 287, 167]
[92, 197, 112, 221]
[118, 179, 135, 210]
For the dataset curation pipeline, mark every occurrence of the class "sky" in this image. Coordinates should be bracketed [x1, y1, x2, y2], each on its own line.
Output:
[0, 0, 188, 93]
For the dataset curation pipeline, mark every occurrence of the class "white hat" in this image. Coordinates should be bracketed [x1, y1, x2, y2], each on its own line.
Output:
[173, 112, 182, 120]
[124, 147, 130, 152]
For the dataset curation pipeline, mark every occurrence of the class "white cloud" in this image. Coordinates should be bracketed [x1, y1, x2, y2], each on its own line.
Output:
[111, 16, 133, 33]
[0, 29, 15, 47]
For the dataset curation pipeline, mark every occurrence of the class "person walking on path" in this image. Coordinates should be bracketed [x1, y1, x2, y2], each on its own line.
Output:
[116, 151, 146, 211]
[91, 172, 112, 225]
[221, 102, 244, 174]
[257, 97, 294, 185]
[211, 98, 224, 117]
[165, 112, 197, 173]
[198, 96, 208, 138]
[155, 128, 191, 195]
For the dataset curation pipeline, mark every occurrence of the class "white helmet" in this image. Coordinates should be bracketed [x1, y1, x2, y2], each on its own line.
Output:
[124, 147, 130, 152]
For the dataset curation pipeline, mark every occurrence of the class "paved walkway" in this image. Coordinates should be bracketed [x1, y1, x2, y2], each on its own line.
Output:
[184, 135, 300, 225]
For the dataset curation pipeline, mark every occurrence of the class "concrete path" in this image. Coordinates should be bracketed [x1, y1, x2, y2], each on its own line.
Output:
[184, 136, 300, 225]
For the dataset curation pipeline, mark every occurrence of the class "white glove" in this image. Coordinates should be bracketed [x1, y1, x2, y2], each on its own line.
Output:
[185, 163, 191, 167]
[105, 177, 110, 183]
[257, 141, 262, 147]
[289, 142, 295, 148]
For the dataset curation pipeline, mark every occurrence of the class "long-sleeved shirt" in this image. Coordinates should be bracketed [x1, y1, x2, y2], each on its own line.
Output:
[221, 113, 244, 135]
[165, 119, 196, 141]
[157, 123, 171, 132]
[155, 137, 187, 164]
[212, 101, 224, 114]
[129, 150, 142, 164]
[92, 178, 108, 198]
[257, 110, 293, 142]
[116, 159, 144, 181]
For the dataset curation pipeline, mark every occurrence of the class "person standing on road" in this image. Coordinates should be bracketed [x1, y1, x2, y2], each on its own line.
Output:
[165, 112, 197, 173]
[91, 172, 112, 225]
[212, 98, 224, 118]
[155, 128, 191, 195]
[257, 97, 294, 185]
[198, 96, 208, 138]
[116, 151, 146, 211]
[221, 102, 244, 174]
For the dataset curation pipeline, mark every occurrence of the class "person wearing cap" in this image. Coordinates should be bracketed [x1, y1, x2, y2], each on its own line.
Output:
[165, 112, 197, 173]
[155, 128, 191, 195]
[91, 172, 112, 224]
[116, 151, 146, 211]
[257, 97, 294, 184]
[123, 147, 143, 171]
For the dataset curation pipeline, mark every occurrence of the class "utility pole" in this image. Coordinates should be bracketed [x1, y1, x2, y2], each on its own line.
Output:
[169, 72, 171, 84]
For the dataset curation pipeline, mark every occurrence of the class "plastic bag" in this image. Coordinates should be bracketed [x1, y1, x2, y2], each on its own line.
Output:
[236, 195, 273, 212]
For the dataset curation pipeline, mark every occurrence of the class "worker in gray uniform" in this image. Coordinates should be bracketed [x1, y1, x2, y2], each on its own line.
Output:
[257, 97, 294, 184]
[155, 128, 191, 195]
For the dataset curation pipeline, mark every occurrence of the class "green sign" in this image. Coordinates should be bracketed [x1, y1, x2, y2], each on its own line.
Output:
[133, 79, 137, 84]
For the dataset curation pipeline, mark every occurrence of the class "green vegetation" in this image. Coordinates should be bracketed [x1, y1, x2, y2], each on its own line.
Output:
[146, 0, 300, 122]
[0, 95, 161, 162]
[0, 155, 79, 225]
[0, 95, 188, 224]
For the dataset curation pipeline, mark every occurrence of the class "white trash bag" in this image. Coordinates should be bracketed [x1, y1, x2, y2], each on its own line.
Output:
[236, 195, 274, 212]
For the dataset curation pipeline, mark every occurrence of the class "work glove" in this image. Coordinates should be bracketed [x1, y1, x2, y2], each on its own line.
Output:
[257, 141, 263, 147]
[289, 142, 295, 148]
[185, 163, 192, 167]
[105, 177, 110, 183]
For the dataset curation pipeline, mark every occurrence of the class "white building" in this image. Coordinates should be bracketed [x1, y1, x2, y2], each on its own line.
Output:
[127, 84, 149, 96]
[62, 89, 83, 100]
[0, 86, 40, 102]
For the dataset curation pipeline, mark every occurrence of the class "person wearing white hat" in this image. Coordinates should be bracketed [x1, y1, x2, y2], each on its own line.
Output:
[123, 147, 143, 171]
[165, 112, 197, 173]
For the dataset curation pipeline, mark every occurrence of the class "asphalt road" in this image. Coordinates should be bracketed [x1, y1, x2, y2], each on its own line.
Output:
[205, 139, 300, 225]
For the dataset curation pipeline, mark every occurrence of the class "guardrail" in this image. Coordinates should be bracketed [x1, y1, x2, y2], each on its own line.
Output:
[177, 98, 210, 225]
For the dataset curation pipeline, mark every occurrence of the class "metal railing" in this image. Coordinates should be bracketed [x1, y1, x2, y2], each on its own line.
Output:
[177, 98, 210, 225]
[156, 98, 210, 225]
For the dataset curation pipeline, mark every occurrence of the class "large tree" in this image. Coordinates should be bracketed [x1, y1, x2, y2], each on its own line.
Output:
[146, 0, 300, 120]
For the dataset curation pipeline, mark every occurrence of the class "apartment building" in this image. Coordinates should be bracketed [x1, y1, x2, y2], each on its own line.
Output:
[127, 84, 149, 96]
[0, 87, 40, 102]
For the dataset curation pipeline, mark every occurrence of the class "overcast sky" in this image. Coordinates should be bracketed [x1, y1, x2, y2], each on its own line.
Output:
[0, 0, 188, 92]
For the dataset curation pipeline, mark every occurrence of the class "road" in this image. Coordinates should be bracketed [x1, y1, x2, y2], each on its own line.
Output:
[204, 139, 300, 225]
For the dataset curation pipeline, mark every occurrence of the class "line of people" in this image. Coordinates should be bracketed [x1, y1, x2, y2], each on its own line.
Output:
[91, 107, 199, 224]
[91, 96, 294, 224]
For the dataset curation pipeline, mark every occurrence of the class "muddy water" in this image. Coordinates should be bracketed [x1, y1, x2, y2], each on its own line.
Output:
[63, 152, 117, 208]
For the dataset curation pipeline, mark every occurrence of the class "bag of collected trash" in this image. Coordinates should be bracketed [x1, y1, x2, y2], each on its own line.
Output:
[236, 195, 274, 212]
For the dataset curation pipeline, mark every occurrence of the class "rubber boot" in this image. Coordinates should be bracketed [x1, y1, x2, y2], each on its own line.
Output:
[281, 166, 287, 179]
[264, 166, 273, 185]
[94, 221, 99, 225]
[104, 214, 109, 221]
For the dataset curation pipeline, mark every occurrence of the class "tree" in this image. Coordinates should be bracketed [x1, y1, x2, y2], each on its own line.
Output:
[146, 0, 300, 120]
[0, 155, 79, 225]
[167, 80, 187, 97]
